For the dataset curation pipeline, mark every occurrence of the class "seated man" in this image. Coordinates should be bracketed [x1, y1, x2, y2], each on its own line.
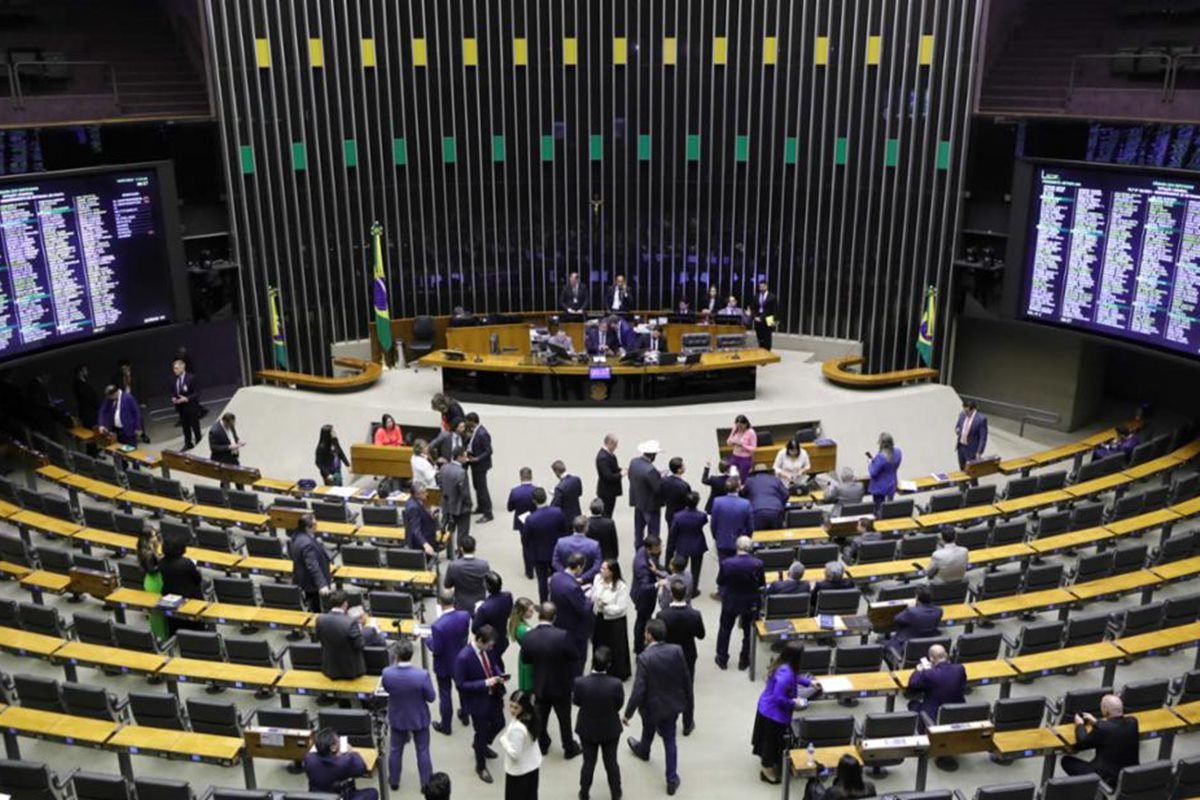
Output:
[304, 727, 378, 800]
[639, 323, 667, 354]
[818, 466, 865, 511]
[546, 323, 576, 354]
[842, 518, 884, 563]
[1092, 426, 1140, 463]
[717, 295, 745, 321]
[585, 318, 623, 357]
[764, 561, 809, 598]
[810, 561, 855, 608]
[886, 587, 942, 657]
[1060, 694, 1139, 785]
[925, 527, 969, 584]
[907, 644, 967, 769]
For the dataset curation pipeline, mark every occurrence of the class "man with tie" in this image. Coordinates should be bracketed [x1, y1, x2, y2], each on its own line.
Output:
[659, 457, 692, 526]
[607, 274, 632, 312]
[710, 475, 753, 564]
[585, 318, 622, 357]
[315, 589, 367, 679]
[473, 572, 515, 658]
[507, 467, 539, 579]
[641, 324, 667, 354]
[954, 399, 989, 470]
[438, 447, 473, 551]
[465, 412, 494, 523]
[381, 639, 436, 791]
[658, 579, 706, 735]
[425, 590, 471, 735]
[520, 602, 582, 758]
[623, 619, 691, 796]
[453, 625, 509, 784]
[525, 487, 571, 602]
[666, 492, 708, 595]
[551, 460, 584, 521]
[714, 536, 765, 671]
[573, 646, 624, 800]
[560, 271, 590, 315]
[550, 553, 596, 670]
[552, 515, 603, 583]
[207, 411, 243, 465]
[631, 536, 666, 654]
[752, 280, 777, 350]
[169, 359, 204, 451]
[443, 535, 490, 612]
[595, 434, 623, 518]
[403, 484, 439, 557]
[628, 440, 664, 550]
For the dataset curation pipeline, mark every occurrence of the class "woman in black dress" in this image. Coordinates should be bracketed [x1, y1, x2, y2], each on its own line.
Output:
[590, 558, 632, 680]
[158, 526, 205, 633]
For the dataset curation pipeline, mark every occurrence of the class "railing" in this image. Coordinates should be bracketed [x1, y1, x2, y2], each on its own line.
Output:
[1066, 53, 1173, 102]
[1167, 53, 1200, 101]
[959, 395, 1061, 438]
[11, 59, 120, 110]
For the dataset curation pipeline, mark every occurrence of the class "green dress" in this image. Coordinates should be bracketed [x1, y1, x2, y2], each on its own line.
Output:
[515, 621, 534, 692]
[143, 571, 170, 642]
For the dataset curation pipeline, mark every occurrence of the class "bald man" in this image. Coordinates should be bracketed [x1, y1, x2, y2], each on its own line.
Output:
[1061, 694, 1140, 785]
[906, 644, 966, 723]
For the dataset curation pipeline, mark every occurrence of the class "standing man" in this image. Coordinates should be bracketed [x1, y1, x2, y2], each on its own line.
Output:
[658, 579, 705, 735]
[606, 274, 632, 313]
[623, 619, 691, 796]
[444, 535, 490, 612]
[507, 467, 539, 579]
[954, 399, 989, 470]
[525, 487, 570, 602]
[473, 572, 515, 659]
[97, 384, 143, 447]
[666, 492, 708, 596]
[73, 365, 100, 430]
[315, 589, 367, 679]
[288, 513, 331, 613]
[551, 460, 584, 521]
[560, 271, 590, 315]
[714, 536, 765, 671]
[586, 499, 620, 561]
[1059, 694, 1140, 784]
[550, 553, 595, 670]
[520, 602, 582, 758]
[553, 515, 603, 583]
[659, 458, 692, 526]
[595, 434, 623, 519]
[710, 476, 753, 564]
[439, 447, 473, 554]
[628, 440, 664, 551]
[465, 413, 494, 523]
[208, 412, 243, 465]
[381, 639, 436, 792]
[169, 358, 204, 451]
[752, 280, 776, 350]
[743, 463, 789, 531]
[573, 646, 624, 800]
[403, 485, 439, 558]
[453, 625, 509, 784]
[425, 590, 471, 735]
[631, 536, 666, 654]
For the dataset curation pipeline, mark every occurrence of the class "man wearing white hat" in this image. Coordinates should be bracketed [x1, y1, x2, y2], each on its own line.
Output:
[628, 440, 665, 551]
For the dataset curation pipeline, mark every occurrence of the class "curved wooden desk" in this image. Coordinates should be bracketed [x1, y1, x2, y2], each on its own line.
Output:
[821, 355, 939, 388]
[255, 356, 383, 393]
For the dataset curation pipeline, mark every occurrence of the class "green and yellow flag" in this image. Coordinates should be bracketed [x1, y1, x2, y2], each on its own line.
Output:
[916, 286, 936, 367]
[371, 221, 394, 356]
[268, 286, 288, 369]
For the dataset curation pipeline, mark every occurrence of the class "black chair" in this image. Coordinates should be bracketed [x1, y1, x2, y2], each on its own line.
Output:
[133, 779, 195, 800]
[1169, 473, 1200, 504]
[926, 491, 963, 513]
[225, 636, 283, 668]
[814, 588, 860, 616]
[364, 647, 390, 674]
[288, 643, 324, 671]
[208, 791, 271, 800]
[991, 696, 1046, 731]
[71, 613, 114, 646]
[17, 489, 44, 513]
[1141, 484, 1171, 510]
[62, 682, 124, 721]
[125, 469, 156, 493]
[1108, 493, 1144, 522]
[113, 512, 145, 536]
[1155, 532, 1195, 565]
[1023, 562, 1064, 592]
[367, 591, 416, 619]
[1063, 611, 1112, 647]
[409, 315, 437, 359]
[898, 534, 939, 559]
[17, 603, 66, 638]
[1106, 761, 1172, 800]
[316, 709, 375, 748]
[1072, 551, 1116, 584]
[1164, 593, 1200, 628]
[81, 506, 117, 531]
[128, 692, 187, 730]
[1108, 602, 1164, 640]
[763, 593, 810, 620]
[186, 698, 250, 737]
[956, 524, 991, 551]
[858, 711, 918, 775]
[798, 543, 841, 570]
[973, 569, 1022, 601]
[1003, 476, 1039, 500]
[799, 646, 832, 674]
[383, 549, 428, 571]
[196, 526, 239, 552]
[1127, 441, 1155, 467]
[1037, 471, 1068, 491]
[832, 644, 883, 674]
[929, 701, 990, 727]
[928, 580, 969, 606]
[964, 484, 997, 506]
[213, 576, 257, 606]
[1170, 756, 1200, 800]
[256, 708, 311, 731]
[361, 505, 400, 527]
[794, 715, 855, 747]
[73, 554, 111, 574]
[838, 501, 875, 517]
[113, 623, 169, 654]
[226, 489, 262, 512]
[1032, 510, 1071, 539]
[1070, 502, 1105, 530]
[876, 584, 917, 601]
[12, 674, 63, 713]
[0, 759, 72, 800]
[972, 784, 1036, 800]
[1176, 670, 1200, 704]
[1119, 678, 1170, 713]
[879, 498, 914, 520]
[785, 508, 825, 528]
[1053, 688, 1110, 724]
[152, 477, 187, 502]
[1005, 621, 1064, 656]
[0, 534, 34, 568]
[175, 630, 224, 661]
[0, 598, 16, 628]
[953, 631, 1003, 663]
[887, 636, 950, 670]
[242, 534, 286, 559]
[272, 497, 309, 510]
[990, 520, 1028, 547]
[72, 771, 131, 800]
[40, 495, 76, 523]
[314, 501, 354, 524]
[0, 478, 17, 504]
[754, 547, 796, 572]
[193, 485, 227, 507]
[854, 539, 897, 564]
[92, 462, 124, 487]
[260, 582, 308, 611]
[1111, 543, 1148, 575]
[33, 546, 72, 574]
[116, 562, 145, 590]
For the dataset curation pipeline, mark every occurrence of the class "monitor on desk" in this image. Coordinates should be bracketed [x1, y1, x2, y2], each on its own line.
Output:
[668, 313, 697, 323]
[716, 333, 748, 350]
[681, 332, 711, 351]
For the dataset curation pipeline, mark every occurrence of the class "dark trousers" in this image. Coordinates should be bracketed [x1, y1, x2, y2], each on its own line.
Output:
[1061, 756, 1104, 780]
[504, 768, 539, 800]
[304, 591, 323, 614]
[716, 604, 754, 667]
[755, 320, 773, 350]
[469, 700, 505, 770]
[956, 443, 975, 471]
[632, 713, 679, 785]
[535, 694, 578, 753]
[632, 595, 656, 655]
[682, 657, 697, 728]
[716, 547, 736, 563]
[445, 512, 470, 555]
[579, 737, 621, 798]
[436, 675, 455, 729]
[871, 493, 894, 517]
[178, 411, 201, 448]
[534, 561, 552, 603]
[471, 464, 493, 515]
[633, 508, 660, 551]
[687, 553, 704, 593]
[599, 495, 617, 518]
[752, 508, 784, 531]
[389, 726, 432, 789]
[520, 536, 534, 579]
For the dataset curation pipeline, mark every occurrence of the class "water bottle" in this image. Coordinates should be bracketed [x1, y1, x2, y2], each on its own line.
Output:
[807, 741, 815, 767]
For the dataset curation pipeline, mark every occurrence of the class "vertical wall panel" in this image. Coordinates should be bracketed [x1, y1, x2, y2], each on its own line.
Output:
[207, 0, 978, 374]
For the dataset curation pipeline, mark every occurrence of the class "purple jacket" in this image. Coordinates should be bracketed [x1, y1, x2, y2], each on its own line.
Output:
[552, 533, 603, 582]
[425, 608, 471, 678]
[453, 643, 506, 717]
[667, 508, 709, 560]
[549, 569, 595, 645]
[473, 591, 514, 656]
[710, 494, 753, 551]
[757, 664, 813, 725]
[525, 506, 571, 563]
[97, 391, 142, 441]
[507, 483, 539, 532]
[716, 553, 766, 615]
[744, 472, 788, 514]
[907, 661, 967, 722]
[381, 663, 436, 730]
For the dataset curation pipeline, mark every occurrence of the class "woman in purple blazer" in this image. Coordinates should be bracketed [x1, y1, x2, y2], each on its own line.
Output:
[751, 642, 820, 785]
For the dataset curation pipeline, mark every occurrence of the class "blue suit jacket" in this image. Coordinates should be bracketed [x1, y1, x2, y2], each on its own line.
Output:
[744, 472, 788, 513]
[303, 750, 370, 795]
[586, 327, 621, 355]
[381, 664, 436, 730]
[631, 546, 663, 608]
[710, 494, 753, 551]
[468, 425, 493, 470]
[507, 482, 538, 532]
[868, 448, 903, 497]
[889, 602, 943, 650]
[525, 506, 570, 563]
[453, 643, 506, 717]
[552, 534, 602, 581]
[716, 553, 766, 615]
[907, 661, 967, 721]
[552, 474, 584, 521]
[288, 531, 331, 593]
[473, 592, 514, 656]
[426, 608, 471, 678]
[955, 412, 989, 459]
[667, 509, 709, 559]
[549, 569, 594, 643]
[98, 392, 142, 437]
[403, 498, 438, 550]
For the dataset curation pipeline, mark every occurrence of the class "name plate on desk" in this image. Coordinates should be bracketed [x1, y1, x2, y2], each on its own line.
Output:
[859, 735, 929, 760]
[965, 456, 1001, 479]
[245, 726, 313, 760]
[867, 599, 914, 633]
[927, 720, 995, 756]
[269, 506, 308, 532]
[826, 514, 874, 537]
[69, 567, 118, 598]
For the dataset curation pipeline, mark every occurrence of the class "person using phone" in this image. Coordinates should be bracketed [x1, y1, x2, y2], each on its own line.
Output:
[454, 625, 510, 784]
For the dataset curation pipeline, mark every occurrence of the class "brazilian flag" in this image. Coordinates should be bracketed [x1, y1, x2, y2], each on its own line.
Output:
[916, 286, 936, 367]
[371, 221, 394, 359]
[268, 287, 288, 369]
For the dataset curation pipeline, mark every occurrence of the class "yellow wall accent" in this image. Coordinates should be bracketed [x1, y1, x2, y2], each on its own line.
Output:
[308, 38, 324, 68]
[463, 37, 478, 66]
[713, 36, 728, 65]
[763, 36, 779, 65]
[815, 36, 829, 66]
[663, 37, 677, 65]
[361, 38, 376, 68]
[613, 37, 628, 65]
[919, 35, 934, 65]
[412, 38, 428, 67]
[564, 37, 579, 65]
[866, 35, 881, 65]
[513, 38, 528, 66]
[254, 38, 270, 68]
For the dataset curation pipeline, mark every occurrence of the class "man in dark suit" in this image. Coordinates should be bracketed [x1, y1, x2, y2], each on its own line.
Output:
[207, 412, 243, 464]
[444, 535, 489, 612]
[595, 434, 624, 518]
[73, 365, 100, 430]
[574, 646, 624, 800]
[287, 513, 331, 613]
[585, 318, 623, 356]
[659, 457, 691, 526]
[640, 324, 667, 354]
[743, 464, 789, 531]
[811, 561, 857, 608]
[438, 447, 473, 552]
[886, 587, 943, 657]
[631, 536, 666, 654]
[714, 536, 765, 671]
[525, 487, 570, 602]
[553, 514, 603, 582]
[710, 476, 753, 563]
[303, 727, 378, 800]
[550, 553, 595, 670]
[587, 498, 620, 561]
[623, 619, 690, 796]
[752, 280, 777, 350]
[403, 484, 439, 557]
[906, 644, 967, 725]
[765, 562, 810, 598]
[666, 492, 708, 595]
[628, 441, 664, 550]
[453, 625, 509, 784]
[381, 639, 436, 791]
[169, 358, 204, 451]
[605, 274, 633, 313]
[425, 590, 471, 735]
[700, 461, 730, 514]
[560, 271, 590, 314]
[658, 579, 705, 735]
[472, 572, 515, 658]
[1060, 694, 1140, 785]
[315, 589, 367, 679]
[521, 602, 582, 758]
[552, 460, 584, 521]
[465, 412, 494, 522]
[507, 467, 539, 578]
[954, 399, 989, 470]
[97, 384, 143, 447]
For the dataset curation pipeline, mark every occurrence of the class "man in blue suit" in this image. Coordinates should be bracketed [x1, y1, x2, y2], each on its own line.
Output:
[525, 487, 571, 602]
[453, 625, 509, 784]
[906, 643, 967, 725]
[403, 484, 438, 557]
[303, 727, 378, 800]
[666, 492, 708, 596]
[710, 476, 753, 564]
[886, 587, 943, 657]
[424, 590, 471, 735]
[506, 467, 539, 578]
[743, 464, 789, 531]
[714, 536, 765, 671]
[465, 412, 494, 522]
[551, 460, 584, 521]
[472, 572, 515, 658]
[623, 619, 691, 796]
[552, 515, 603, 582]
[287, 513, 331, 613]
[586, 318, 623, 356]
[631, 536, 666, 654]
[550, 553, 596, 671]
[954, 399, 989, 470]
[381, 639, 436, 791]
[97, 384, 143, 447]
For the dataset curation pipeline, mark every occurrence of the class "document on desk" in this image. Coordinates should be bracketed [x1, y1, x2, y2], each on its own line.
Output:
[323, 486, 361, 498]
[815, 676, 854, 694]
[898, 480, 918, 493]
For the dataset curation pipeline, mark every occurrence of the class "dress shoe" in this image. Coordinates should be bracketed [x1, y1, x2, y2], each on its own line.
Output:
[713, 656, 727, 670]
[737, 660, 750, 671]
[431, 722, 451, 736]
[682, 722, 694, 737]
[626, 737, 649, 761]
[578, 793, 589, 800]
[759, 769, 781, 785]
[709, 591, 722, 601]
[564, 744, 582, 760]
[477, 514, 493, 523]
[458, 712, 470, 725]
[484, 746, 498, 759]
[667, 778, 680, 796]
[476, 767, 494, 784]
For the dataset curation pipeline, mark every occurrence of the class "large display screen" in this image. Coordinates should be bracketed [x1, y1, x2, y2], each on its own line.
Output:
[0, 165, 180, 361]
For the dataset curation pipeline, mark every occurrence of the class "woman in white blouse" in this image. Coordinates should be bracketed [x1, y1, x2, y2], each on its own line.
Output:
[591, 558, 632, 680]
[773, 439, 811, 493]
[498, 690, 543, 800]
[410, 439, 438, 488]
